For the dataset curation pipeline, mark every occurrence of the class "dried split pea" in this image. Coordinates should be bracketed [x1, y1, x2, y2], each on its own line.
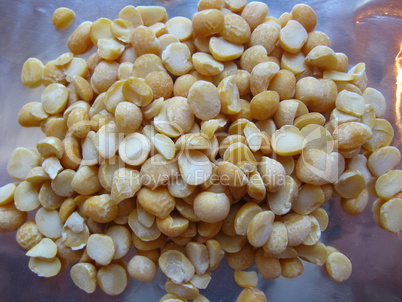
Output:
[52, 7, 75, 30]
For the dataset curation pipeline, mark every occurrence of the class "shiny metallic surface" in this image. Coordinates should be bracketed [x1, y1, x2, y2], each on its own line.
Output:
[0, 0, 401, 301]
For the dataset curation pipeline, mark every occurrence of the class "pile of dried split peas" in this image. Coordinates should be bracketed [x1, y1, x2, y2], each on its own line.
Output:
[0, 0, 401, 301]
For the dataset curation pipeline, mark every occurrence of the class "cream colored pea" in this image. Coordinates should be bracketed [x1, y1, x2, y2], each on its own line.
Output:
[197, 220, 222, 238]
[162, 42, 193, 76]
[25, 166, 51, 185]
[137, 187, 175, 219]
[119, 6, 143, 28]
[221, 13, 250, 45]
[363, 87, 386, 118]
[121, 77, 153, 107]
[268, 69, 296, 100]
[192, 9, 224, 37]
[26, 237, 57, 259]
[71, 165, 101, 195]
[142, 97, 164, 121]
[13, 181, 40, 212]
[111, 18, 134, 43]
[157, 212, 189, 238]
[255, 249, 282, 279]
[311, 208, 329, 231]
[166, 96, 195, 133]
[165, 279, 200, 300]
[267, 175, 298, 215]
[341, 189, 369, 216]
[348, 62, 368, 91]
[145, 71, 173, 100]
[52, 7, 75, 30]
[364, 118, 394, 152]
[295, 76, 323, 107]
[83, 194, 119, 223]
[368, 146, 401, 177]
[241, 1, 269, 31]
[37, 136, 64, 159]
[250, 61, 280, 96]
[279, 20, 308, 53]
[209, 36, 244, 61]
[16, 220, 43, 250]
[375, 170, 402, 199]
[281, 51, 307, 76]
[192, 52, 224, 76]
[159, 250, 195, 284]
[128, 208, 161, 241]
[115, 102, 142, 135]
[97, 263, 128, 296]
[90, 17, 113, 45]
[111, 168, 141, 204]
[41, 83, 69, 115]
[179, 150, 212, 186]
[64, 57, 88, 83]
[217, 161, 248, 187]
[174, 74, 197, 97]
[127, 255, 157, 282]
[18, 102, 48, 127]
[296, 149, 344, 185]
[334, 170, 365, 199]
[378, 198, 402, 232]
[236, 287, 267, 302]
[234, 202, 261, 236]
[0, 183, 16, 206]
[140, 153, 179, 189]
[185, 241, 209, 275]
[42, 60, 66, 86]
[302, 30, 331, 55]
[217, 77, 240, 116]
[194, 192, 230, 223]
[187, 80, 221, 121]
[206, 239, 225, 270]
[165, 16, 193, 41]
[7, 147, 41, 181]
[28, 256, 61, 278]
[117, 62, 133, 80]
[302, 215, 322, 245]
[305, 45, 338, 70]
[86, 234, 116, 266]
[250, 23, 279, 54]
[324, 252, 352, 282]
[234, 270, 258, 288]
[247, 211, 275, 248]
[159, 33, 180, 52]
[67, 21, 93, 54]
[258, 156, 286, 192]
[136, 6, 166, 26]
[240, 45, 269, 73]
[291, 4, 317, 32]
[271, 125, 306, 156]
[263, 221, 288, 255]
[335, 89, 366, 117]
[119, 132, 150, 166]
[281, 212, 311, 247]
[224, 0, 246, 12]
[132, 53, 166, 78]
[35, 207, 63, 239]
[333, 122, 373, 150]
[280, 257, 304, 279]
[70, 263, 97, 294]
[21, 58, 44, 88]
[295, 241, 327, 266]
[91, 60, 119, 94]
[0, 203, 27, 232]
[293, 184, 325, 215]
